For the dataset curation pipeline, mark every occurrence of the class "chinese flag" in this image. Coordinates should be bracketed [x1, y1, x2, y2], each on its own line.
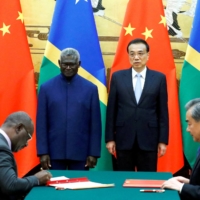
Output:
[111, 0, 183, 173]
[0, 1, 39, 177]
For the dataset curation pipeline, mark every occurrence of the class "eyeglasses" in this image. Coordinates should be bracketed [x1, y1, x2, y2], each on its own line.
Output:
[23, 125, 32, 141]
[129, 52, 147, 58]
[60, 63, 78, 69]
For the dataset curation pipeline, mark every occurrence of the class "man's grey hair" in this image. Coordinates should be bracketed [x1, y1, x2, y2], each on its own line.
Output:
[185, 98, 200, 122]
[2, 111, 32, 128]
[60, 48, 80, 62]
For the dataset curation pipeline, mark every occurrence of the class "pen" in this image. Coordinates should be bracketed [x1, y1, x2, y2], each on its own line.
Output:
[140, 189, 165, 193]
[55, 187, 66, 190]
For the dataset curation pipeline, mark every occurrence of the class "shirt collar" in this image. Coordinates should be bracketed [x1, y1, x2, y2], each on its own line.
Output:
[132, 66, 147, 79]
[0, 128, 11, 150]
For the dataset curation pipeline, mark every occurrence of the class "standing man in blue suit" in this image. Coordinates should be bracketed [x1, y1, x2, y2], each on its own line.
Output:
[105, 38, 169, 171]
[36, 48, 101, 170]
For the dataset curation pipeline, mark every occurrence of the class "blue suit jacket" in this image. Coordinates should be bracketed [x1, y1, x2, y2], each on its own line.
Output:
[36, 74, 101, 161]
[105, 68, 169, 151]
[0, 134, 38, 200]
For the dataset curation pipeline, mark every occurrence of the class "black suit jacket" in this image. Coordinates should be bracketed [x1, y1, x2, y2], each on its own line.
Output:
[180, 155, 200, 200]
[105, 68, 169, 151]
[0, 134, 38, 200]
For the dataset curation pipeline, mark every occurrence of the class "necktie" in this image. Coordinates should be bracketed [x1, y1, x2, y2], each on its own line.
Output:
[135, 74, 142, 103]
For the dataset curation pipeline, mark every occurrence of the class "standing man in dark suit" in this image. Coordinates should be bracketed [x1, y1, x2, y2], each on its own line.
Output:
[36, 48, 101, 171]
[0, 111, 51, 200]
[105, 38, 169, 171]
[162, 98, 200, 200]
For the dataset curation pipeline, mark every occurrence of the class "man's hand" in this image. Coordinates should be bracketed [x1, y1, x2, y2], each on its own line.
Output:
[40, 154, 51, 170]
[34, 170, 52, 185]
[174, 176, 189, 184]
[106, 141, 116, 155]
[157, 143, 167, 157]
[161, 177, 186, 192]
[85, 156, 97, 168]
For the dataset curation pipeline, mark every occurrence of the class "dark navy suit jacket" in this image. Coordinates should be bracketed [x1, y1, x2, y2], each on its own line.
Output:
[105, 67, 169, 151]
[0, 134, 38, 200]
[181, 155, 200, 200]
[36, 74, 101, 161]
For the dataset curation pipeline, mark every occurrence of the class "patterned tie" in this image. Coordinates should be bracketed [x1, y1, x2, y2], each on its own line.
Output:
[135, 73, 142, 103]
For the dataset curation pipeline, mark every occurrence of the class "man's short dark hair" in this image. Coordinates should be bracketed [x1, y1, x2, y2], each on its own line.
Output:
[185, 98, 200, 122]
[127, 38, 150, 53]
[2, 111, 32, 128]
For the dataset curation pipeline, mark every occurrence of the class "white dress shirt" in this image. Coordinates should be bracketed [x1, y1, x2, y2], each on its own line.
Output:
[0, 128, 11, 150]
[132, 67, 147, 91]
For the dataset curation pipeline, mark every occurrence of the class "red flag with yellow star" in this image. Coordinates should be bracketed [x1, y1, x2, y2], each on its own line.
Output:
[111, 0, 183, 173]
[0, 1, 39, 177]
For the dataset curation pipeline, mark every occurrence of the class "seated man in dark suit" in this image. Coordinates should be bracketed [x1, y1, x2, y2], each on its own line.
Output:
[0, 111, 52, 200]
[162, 98, 200, 200]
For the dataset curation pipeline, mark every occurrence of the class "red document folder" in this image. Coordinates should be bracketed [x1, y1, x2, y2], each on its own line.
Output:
[46, 177, 115, 189]
[123, 179, 166, 188]
[46, 177, 89, 186]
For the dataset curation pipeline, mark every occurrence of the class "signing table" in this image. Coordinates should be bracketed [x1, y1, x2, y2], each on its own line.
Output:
[25, 170, 180, 200]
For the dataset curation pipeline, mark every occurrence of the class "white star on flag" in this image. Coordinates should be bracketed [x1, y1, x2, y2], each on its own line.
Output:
[75, 0, 88, 4]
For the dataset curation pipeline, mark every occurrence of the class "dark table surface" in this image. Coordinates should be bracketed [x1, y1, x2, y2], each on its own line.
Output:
[25, 170, 180, 200]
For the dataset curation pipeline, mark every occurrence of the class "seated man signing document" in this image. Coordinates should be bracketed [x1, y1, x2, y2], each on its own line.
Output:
[162, 98, 200, 200]
[0, 112, 51, 200]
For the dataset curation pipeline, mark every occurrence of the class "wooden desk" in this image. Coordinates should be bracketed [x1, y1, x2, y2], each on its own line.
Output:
[25, 170, 180, 200]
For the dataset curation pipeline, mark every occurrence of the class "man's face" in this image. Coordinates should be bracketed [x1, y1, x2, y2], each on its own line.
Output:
[59, 55, 80, 78]
[128, 43, 149, 72]
[186, 109, 200, 142]
[12, 124, 33, 152]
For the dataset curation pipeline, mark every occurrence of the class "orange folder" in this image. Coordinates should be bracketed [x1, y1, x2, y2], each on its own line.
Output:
[123, 179, 166, 188]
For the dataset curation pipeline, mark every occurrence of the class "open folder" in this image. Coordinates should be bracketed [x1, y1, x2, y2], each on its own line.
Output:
[47, 176, 115, 190]
[123, 179, 166, 188]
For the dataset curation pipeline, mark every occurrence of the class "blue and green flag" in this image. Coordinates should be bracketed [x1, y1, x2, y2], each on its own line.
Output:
[179, 0, 200, 168]
[38, 0, 112, 170]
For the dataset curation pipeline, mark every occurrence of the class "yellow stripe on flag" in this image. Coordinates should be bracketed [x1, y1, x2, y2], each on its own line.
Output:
[185, 45, 200, 71]
[44, 41, 61, 66]
[78, 67, 107, 105]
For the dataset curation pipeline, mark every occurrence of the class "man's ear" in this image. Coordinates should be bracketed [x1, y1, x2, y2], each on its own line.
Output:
[15, 123, 23, 134]
[147, 52, 149, 60]
[58, 60, 61, 67]
[78, 61, 81, 67]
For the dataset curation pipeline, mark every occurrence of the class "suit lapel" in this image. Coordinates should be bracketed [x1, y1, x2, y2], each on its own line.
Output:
[191, 154, 200, 177]
[121, 68, 156, 105]
[138, 68, 155, 104]
[0, 134, 18, 174]
[122, 68, 137, 104]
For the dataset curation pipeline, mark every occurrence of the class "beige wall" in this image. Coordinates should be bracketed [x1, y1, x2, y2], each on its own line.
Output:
[20, 0, 194, 83]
